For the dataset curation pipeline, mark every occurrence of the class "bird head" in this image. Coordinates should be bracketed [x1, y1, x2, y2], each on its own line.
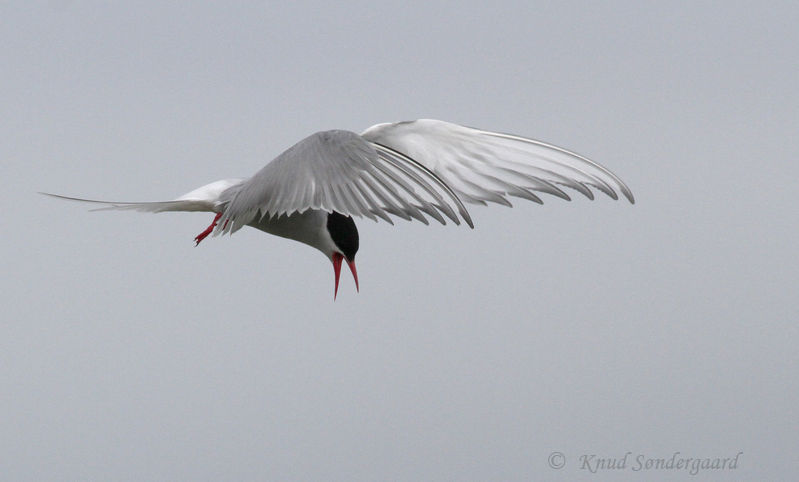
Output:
[326, 212, 359, 300]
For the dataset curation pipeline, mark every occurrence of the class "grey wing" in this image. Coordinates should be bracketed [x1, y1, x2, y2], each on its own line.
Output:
[40, 179, 244, 213]
[215, 130, 473, 234]
[361, 119, 635, 207]
[39, 193, 217, 213]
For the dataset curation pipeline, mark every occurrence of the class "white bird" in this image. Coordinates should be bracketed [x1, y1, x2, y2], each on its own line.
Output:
[43, 119, 634, 298]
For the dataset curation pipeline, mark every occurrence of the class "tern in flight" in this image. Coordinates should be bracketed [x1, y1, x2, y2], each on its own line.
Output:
[44, 119, 634, 298]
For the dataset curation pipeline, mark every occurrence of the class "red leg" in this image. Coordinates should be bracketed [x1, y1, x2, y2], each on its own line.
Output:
[194, 212, 223, 246]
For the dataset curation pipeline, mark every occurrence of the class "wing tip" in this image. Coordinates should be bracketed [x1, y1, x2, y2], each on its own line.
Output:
[622, 187, 636, 204]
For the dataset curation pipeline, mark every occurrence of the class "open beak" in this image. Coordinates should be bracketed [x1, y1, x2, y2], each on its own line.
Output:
[332, 253, 359, 300]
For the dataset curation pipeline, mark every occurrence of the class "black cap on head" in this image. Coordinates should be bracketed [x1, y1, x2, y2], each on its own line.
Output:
[326, 212, 359, 260]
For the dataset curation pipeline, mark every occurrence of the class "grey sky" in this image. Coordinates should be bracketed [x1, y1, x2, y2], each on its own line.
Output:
[2, 1, 797, 480]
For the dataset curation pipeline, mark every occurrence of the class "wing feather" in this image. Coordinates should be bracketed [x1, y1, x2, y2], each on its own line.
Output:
[215, 130, 470, 234]
[361, 119, 635, 208]
[39, 179, 243, 213]
[210, 119, 631, 235]
[371, 143, 470, 226]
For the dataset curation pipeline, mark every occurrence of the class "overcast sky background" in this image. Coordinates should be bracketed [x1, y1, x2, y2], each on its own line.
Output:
[2, 1, 797, 480]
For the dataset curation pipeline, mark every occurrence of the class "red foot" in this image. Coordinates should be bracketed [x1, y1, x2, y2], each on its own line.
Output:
[194, 212, 223, 246]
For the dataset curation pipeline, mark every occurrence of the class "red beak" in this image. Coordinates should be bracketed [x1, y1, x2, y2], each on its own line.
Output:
[332, 253, 359, 300]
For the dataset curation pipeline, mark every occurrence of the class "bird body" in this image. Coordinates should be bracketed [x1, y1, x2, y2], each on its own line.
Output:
[44, 119, 634, 298]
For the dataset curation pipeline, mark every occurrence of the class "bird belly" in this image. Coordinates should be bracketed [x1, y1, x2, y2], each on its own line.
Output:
[247, 209, 335, 257]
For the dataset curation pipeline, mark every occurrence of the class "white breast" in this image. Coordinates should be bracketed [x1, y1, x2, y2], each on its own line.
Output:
[247, 209, 337, 258]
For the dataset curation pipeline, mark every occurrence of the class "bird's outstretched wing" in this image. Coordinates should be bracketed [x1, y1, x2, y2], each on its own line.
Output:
[215, 130, 473, 235]
[39, 193, 219, 212]
[40, 179, 244, 213]
[361, 119, 635, 207]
